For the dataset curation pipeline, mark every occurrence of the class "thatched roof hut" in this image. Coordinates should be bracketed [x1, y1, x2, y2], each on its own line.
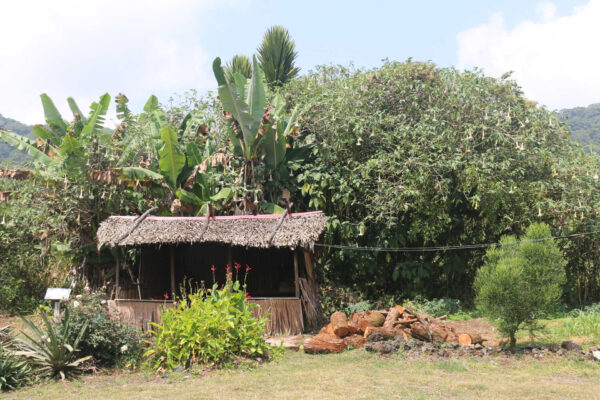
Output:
[97, 211, 327, 335]
[97, 211, 327, 249]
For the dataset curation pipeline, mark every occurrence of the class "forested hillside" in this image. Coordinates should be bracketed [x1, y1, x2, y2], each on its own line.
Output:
[560, 103, 600, 150]
[0, 114, 33, 164]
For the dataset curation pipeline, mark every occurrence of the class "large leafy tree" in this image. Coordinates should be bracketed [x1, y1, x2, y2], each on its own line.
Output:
[284, 61, 600, 303]
[257, 25, 299, 86]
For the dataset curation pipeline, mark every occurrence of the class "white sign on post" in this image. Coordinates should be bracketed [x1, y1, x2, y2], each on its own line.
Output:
[44, 288, 71, 301]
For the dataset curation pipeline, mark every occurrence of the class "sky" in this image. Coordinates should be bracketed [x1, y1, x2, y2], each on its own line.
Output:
[0, 0, 596, 126]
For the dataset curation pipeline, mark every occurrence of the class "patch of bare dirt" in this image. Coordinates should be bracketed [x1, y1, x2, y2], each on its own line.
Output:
[445, 318, 500, 342]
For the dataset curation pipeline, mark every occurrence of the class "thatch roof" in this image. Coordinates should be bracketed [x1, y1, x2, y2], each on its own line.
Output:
[97, 211, 327, 249]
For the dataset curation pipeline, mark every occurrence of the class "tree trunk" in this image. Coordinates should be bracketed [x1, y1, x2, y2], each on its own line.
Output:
[363, 326, 404, 340]
[383, 307, 400, 330]
[331, 311, 349, 337]
[458, 333, 483, 346]
[304, 333, 346, 354]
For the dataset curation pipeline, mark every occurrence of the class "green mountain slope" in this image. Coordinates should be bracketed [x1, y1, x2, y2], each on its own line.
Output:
[560, 103, 600, 150]
[0, 114, 34, 165]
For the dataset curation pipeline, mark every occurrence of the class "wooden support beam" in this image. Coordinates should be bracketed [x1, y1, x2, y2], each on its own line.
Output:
[137, 251, 142, 300]
[303, 250, 315, 281]
[294, 250, 300, 298]
[268, 209, 289, 245]
[115, 250, 121, 300]
[170, 246, 176, 299]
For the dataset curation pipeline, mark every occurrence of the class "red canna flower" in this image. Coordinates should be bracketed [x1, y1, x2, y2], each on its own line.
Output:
[226, 264, 231, 273]
[246, 264, 252, 272]
[245, 292, 251, 299]
[164, 292, 169, 300]
[210, 265, 216, 272]
[234, 263, 241, 271]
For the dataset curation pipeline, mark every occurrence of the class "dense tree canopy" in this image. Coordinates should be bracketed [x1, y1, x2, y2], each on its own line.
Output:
[283, 61, 600, 303]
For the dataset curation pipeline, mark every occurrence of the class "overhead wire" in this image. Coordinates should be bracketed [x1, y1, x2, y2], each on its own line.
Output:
[313, 229, 600, 253]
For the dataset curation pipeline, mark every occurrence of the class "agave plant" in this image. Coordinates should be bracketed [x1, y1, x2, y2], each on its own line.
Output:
[16, 308, 90, 380]
[0, 345, 32, 391]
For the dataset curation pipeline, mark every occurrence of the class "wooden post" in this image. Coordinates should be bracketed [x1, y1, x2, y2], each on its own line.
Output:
[137, 251, 142, 300]
[115, 250, 120, 300]
[293, 250, 299, 298]
[170, 246, 176, 299]
[303, 250, 315, 281]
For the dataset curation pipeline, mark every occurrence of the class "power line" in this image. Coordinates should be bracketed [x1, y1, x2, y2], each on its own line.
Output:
[314, 229, 600, 253]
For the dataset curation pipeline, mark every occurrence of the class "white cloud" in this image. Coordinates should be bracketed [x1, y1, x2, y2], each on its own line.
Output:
[0, 0, 235, 126]
[457, 0, 600, 110]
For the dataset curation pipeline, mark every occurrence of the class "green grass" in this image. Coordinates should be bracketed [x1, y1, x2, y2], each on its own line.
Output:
[2, 350, 600, 400]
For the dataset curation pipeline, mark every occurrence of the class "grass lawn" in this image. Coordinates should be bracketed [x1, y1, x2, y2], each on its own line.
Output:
[3, 350, 599, 400]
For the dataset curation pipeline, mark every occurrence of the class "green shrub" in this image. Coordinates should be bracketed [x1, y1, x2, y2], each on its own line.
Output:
[403, 296, 463, 317]
[0, 345, 32, 391]
[16, 308, 91, 379]
[65, 291, 145, 367]
[474, 223, 566, 346]
[145, 280, 275, 372]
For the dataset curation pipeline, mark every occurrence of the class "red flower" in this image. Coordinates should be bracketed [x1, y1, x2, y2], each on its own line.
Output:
[226, 264, 231, 273]
[245, 292, 251, 299]
[210, 265, 216, 272]
[246, 264, 252, 272]
[234, 263, 241, 271]
[164, 292, 169, 300]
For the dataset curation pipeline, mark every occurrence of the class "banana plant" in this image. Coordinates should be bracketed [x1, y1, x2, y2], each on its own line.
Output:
[129, 95, 233, 214]
[0, 94, 109, 178]
[213, 55, 266, 161]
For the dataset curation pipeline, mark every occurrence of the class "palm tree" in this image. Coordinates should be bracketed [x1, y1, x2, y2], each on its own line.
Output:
[257, 26, 299, 86]
[225, 54, 252, 84]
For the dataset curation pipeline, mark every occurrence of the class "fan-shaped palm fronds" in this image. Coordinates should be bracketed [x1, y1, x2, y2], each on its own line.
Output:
[257, 26, 299, 86]
[225, 55, 252, 84]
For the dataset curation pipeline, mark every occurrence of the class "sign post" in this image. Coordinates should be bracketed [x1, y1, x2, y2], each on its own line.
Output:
[44, 288, 71, 319]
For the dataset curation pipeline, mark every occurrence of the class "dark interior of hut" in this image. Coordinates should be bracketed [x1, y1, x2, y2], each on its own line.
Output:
[129, 243, 298, 300]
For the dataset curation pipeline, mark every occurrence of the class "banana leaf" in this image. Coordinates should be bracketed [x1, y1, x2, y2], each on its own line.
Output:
[81, 93, 110, 138]
[66, 97, 87, 124]
[40, 94, 67, 136]
[144, 95, 159, 112]
[158, 126, 185, 189]
[0, 129, 56, 166]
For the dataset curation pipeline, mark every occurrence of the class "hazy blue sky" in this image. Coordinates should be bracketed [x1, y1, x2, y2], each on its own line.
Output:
[0, 0, 596, 125]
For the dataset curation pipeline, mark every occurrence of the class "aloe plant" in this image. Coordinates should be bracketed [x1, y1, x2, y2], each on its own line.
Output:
[16, 309, 90, 379]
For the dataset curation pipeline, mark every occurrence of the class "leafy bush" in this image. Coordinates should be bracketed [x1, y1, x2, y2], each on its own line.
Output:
[403, 296, 463, 317]
[0, 345, 32, 391]
[319, 286, 369, 315]
[65, 291, 145, 367]
[16, 308, 91, 379]
[474, 223, 567, 346]
[145, 280, 275, 372]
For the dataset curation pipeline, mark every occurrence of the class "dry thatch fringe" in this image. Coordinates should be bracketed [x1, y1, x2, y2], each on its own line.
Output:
[251, 298, 304, 336]
[97, 211, 327, 249]
[0, 169, 30, 180]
